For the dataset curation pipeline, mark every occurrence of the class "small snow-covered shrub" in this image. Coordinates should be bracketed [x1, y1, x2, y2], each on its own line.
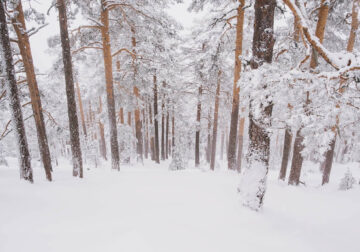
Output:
[339, 169, 356, 191]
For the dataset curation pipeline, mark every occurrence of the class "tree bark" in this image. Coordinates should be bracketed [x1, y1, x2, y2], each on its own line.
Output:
[240, 0, 276, 211]
[228, 0, 245, 170]
[153, 75, 160, 163]
[288, 129, 304, 185]
[166, 111, 169, 159]
[76, 82, 87, 137]
[57, 0, 83, 177]
[0, 1, 33, 182]
[279, 128, 292, 180]
[310, 0, 329, 69]
[144, 107, 149, 159]
[97, 97, 107, 160]
[172, 113, 175, 157]
[134, 87, 143, 162]
[220, 130, 224, 161]
[210, 70, 222, 171]
[149, 101, 155, 161]
[161, 93, 165, 161]
[206, 110, 212, 164]
[347, 0, 360, 52]
[236, 116, 245, 173]
[100, 0, 120, 170]
[195, 86, 202, 166]
[12, 1, 52, 181]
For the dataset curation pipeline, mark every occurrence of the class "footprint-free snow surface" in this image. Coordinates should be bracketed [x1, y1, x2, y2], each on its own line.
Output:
[1, 159, 359, 252]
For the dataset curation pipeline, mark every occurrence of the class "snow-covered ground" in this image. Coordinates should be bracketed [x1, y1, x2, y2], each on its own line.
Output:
[1, 158, 359, 252]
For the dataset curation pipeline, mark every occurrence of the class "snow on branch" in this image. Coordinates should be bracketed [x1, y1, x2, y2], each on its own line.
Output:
[283, 0, 359, 71]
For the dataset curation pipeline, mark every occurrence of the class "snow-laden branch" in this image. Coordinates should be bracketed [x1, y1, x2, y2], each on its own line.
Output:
[283, 0, 357, 71]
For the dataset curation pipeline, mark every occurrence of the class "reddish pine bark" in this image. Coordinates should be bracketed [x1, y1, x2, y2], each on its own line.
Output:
[100, 0, 120, 170]
[12, 1, 52, 181]
[228, 0, 245, 170]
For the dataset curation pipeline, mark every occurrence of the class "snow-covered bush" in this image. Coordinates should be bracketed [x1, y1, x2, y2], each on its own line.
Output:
[339, 169, 356, 191]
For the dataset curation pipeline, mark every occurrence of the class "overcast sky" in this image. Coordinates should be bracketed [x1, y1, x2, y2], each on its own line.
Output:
[29, 0, 202, 73]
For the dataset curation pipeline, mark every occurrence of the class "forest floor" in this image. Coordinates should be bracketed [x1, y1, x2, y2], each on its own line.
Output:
[0, 157, 359, 252]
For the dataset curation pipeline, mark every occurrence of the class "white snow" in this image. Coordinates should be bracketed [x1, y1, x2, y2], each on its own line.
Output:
[0, 159, 359, 252]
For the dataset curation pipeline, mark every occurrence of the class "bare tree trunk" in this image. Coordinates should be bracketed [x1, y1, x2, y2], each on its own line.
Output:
[236, 116, 245, 173]
[76, 82, 87, 137]
[100, 0, 120, 170]
[210, 70, 222, 171]
[228, 0, 245, 170]
[97, 97, 107, 160]
[240, 0, 276, 211]
[153, 75, 160, 163]
[288, 129, 304, 185]
[119, 107, 124, 124]
[322, 137, 336, 185]
[149, 101, 155, 161]
[161, 97, 165, 161]
[57, 0, 83, 177]
[195, 86, 202, 166]
[172, 113, 175, 157]
[279, 128, 292, 180]
[0, 1, 33, 182]
[206, 109, 212, 164]
[144, 107, 149, 159]
[166, 111, 169, 159]
[220, 130, 224, 161]
[12, 1, 52, 181]
[134, 87, 143, 162]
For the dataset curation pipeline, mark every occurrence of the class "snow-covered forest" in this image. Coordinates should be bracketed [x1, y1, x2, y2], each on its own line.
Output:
[0, 0, 359, 251]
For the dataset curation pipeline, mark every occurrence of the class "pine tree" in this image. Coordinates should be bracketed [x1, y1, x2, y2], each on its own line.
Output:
[57, 0, 84, 178]
[0, 0, 33, 182]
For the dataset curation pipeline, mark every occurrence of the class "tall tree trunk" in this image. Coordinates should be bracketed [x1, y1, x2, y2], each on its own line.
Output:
[76, 82, 87, 137]
[236, 115, 245, 172]
[144, 107, 149, 159]
[12, 1, 52, 181]
[119, 107, 124, 124]
[149, 101, 155, 161]
[134, 87, 143, 162]
[220, 130, 224, 161]
[57, 0, 83, 177]
[131, 28, 143, 162]
[240, 0, 276, 211]
[161, 95, 165, 160]
[195, 86, 202, 166]
[172, 113, 175, 157]
[166, 111, 169, 159]
[228, 0, 245, 170]
[97, 97, 107, 160]
[279, 128, 292, 180]
[153, 75, 160, 163]
[210, 70, 222, 171]
[206, 110, 212, 164]
[288, 129, 304, 185]
[0, 1, 33, 182]
[100, 0, 120, 170]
